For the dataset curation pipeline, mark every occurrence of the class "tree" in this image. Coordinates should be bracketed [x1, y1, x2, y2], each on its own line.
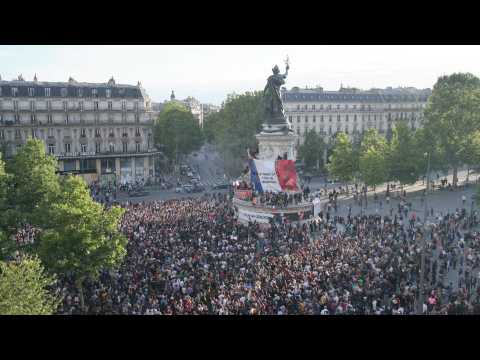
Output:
[298, 129, 326, 172]
[2, 139, 60, 236]
[423, 73, 480, 186]
[359, 129, 388, 187]
[153, 102, 204, 164]
[388, 123, 422, 185]
[203, 92, 264, 176]
[34, 175, 127, 309]
[327, 132, 358, 182]
[0, 255, 61, 315]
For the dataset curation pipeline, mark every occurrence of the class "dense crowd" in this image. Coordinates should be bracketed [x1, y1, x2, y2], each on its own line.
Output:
[53, 193, 480, 315]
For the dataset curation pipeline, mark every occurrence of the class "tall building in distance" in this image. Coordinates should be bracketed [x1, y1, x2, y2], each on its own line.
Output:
[152, 90, 220, 128]
[0, 75, 160, 185]
[283, 85, 431, 147]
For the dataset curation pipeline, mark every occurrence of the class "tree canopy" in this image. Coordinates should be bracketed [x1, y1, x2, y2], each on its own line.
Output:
[0, 255, 61, 315]
[203, 92, 263, 176]
[153, 101, 204, 163]
[298, 129, 326, 172]
[327, 132, 358, 182]
[359, 129, 389, 187]
[387, 123, 423, 185]
[423, 72, 480, 185]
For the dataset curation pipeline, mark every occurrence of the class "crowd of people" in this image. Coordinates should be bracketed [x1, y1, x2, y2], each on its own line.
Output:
[52, 190, 480, 315]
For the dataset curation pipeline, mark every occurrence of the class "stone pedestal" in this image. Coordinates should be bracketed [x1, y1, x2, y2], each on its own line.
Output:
[256, 131, 298, 161]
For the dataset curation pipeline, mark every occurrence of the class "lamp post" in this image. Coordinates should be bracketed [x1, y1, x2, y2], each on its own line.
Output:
[417, 151, 430, 315]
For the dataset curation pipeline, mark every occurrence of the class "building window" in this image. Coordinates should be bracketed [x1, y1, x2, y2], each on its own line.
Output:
[122, 100, 126, 110]
[47, 114, 52, 124]
[297, 104, 300, 110]
[108, 101, 113, 111]
[95, 143, 101, 153]
[45, 88, 51, 97]
[109, 129, 115, 138]
[48, 128, 54, 137]
[312, 104, 315, 110]
[337, 104, 340, 110]
[337, 115, 341, 122]
[123, 142, 128, 153]
[13, 100, 18, 111]
[109, 143, 115, 153]
[354, 115, 357, 122]
[64, 143, 71, 153]
[30, 100, 35, 111]
[48, 144, 55, 155]
[312, 116, 316, 123]
[61, 88, 67, 97]
[80, 128, 86, 137]
[297, 116, 300, 123]
[135, 128, 141, 137]
[106, 89, 111, 98]
[79, 101, 84, 111]
[94, 101, 99, 111]
[135, 114, 139, 123]
[134, 102, 139, 111]
[92, 89, 98, 97]
[345, 104, 348, 110]
[320, 104, 324, 110]
[81, 144, 87, 153]
[11, 87, 18, 97]
[30, 114, 36, 124]
[0, 130, 4, 140]
[14, 114, 20, 123]
[95, 128, 101, 138]
[78, 88, 83, 97]
[329, 116, 332, 122]
[288, 116, 292, 122]
[320, 115, 324, 122]
[28, 88, 35, 97]
[328, 126, 332, 135]
[15, 129, 21, 139]
[65, 115, 69, 124]
[346, 115, 349, 122]
[296, 128, 300, 135]
[63, 101, 68, 112]
[305, 116, 308, 123]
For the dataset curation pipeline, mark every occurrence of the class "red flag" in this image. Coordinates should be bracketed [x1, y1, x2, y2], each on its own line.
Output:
[276, 160, 299, 191]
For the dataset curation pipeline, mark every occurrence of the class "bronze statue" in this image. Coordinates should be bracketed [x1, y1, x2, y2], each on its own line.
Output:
[263, 58, 291, 133]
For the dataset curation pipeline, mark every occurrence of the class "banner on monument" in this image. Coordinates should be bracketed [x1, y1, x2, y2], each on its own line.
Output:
[250, 159, 281, 192]
[276, 160, 299, 191]
[238, 209, 274, 224]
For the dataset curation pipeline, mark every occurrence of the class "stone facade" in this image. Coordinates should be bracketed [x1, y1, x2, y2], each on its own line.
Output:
[282, 86, 431, 147]
[0, 75, 160, 185]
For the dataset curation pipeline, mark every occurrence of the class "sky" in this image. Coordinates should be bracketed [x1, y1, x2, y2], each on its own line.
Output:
[1, 45, 480, 105]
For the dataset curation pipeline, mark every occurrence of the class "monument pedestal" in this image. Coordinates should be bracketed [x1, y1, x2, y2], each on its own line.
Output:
[256, 131, 298, 161]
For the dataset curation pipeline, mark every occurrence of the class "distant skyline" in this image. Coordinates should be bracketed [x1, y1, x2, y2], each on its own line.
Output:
[1, 45, 480, 105]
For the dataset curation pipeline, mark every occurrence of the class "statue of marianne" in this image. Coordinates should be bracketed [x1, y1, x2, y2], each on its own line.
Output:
[263, 61, 290, 131]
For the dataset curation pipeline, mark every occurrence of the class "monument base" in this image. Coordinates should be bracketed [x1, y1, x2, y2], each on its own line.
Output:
[256, 131, 298, 161]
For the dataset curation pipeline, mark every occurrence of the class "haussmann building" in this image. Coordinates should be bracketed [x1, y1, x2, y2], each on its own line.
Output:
[0, 75, 161, 185]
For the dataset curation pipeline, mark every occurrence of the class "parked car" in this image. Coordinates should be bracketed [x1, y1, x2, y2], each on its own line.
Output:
[175, 186, 183, 193]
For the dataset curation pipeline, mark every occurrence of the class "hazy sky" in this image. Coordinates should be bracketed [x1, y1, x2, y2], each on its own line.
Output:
[1, 45, 480, 104]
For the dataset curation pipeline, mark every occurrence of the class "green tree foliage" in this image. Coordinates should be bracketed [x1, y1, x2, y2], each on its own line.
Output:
[153, 101, 204, 163]
[298, 129, 326, 171]
[327, 132, 358, 182]
[0, 255, 61, 315]
[359, 129, 389, 187]
[36, 175, 127, 282]
[203, 92, 263, 176]
[3, 139, 60, 234]
[388, 123, 422, 185]
[423, 73, 480, 185]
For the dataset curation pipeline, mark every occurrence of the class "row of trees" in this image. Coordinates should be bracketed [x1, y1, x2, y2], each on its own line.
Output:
[0, 141, 127, 314]
[325, 73, 480, 188]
